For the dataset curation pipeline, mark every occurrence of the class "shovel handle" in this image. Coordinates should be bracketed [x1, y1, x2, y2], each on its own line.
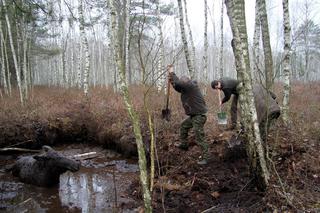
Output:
[166, 65, 173, 109]
[218, 90, 222, 112]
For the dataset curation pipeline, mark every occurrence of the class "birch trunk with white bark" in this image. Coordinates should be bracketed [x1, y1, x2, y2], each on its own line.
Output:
[177, 0, 194, 78]
[257, 0, 273, 90]
[203, 0, 208, 94]
[210, 1, 218, 79]
[0, 18, 9, 95]
[183, 0, 196, 76]
[22, 30, 28, 99]
[110, 0, 152, 211]
[2, 0, 24, 105]
[77, 42, 82, 88]
[219, 0, 224, 78]
[282, 0, 292, 125]
[225, 0, 269, 190]
[252, 0, 261, 81]
[78, 0, 90, 96]
[156, 1, 165, 91]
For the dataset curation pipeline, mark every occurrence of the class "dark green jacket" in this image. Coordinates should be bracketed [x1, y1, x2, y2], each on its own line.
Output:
[218, 77, 239, 104]
[170, 73, 207, 116]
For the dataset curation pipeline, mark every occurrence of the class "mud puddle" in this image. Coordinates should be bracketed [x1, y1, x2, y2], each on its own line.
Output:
[0, 144, 139, 212]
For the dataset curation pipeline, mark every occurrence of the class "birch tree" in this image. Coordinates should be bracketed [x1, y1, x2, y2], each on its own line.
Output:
[292, 1, 320, 81]
[77, 42, 82, 88]
[209, 1, 218, 79]
[252, 0, 261, 81]
[110, 0, 152, 211]
[225, 0, 270, 190]
[22, 23, 29, 99]
[156, 1, 165, 91]
[203, 0, 208, 94]
[0, 18, 9, 95]
[1, 20, 11, 96]
[2, 0, 24, 105]
[219, 0, 224, 78]
[78, 0, 90, 96]
[182, 0, 196, 75]
[177, 0, 194, 78]
[282, 0, 292, 125]
[257, 0, 274, 90]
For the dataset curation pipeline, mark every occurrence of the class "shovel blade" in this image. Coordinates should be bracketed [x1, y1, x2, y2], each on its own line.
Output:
[161, 109, 171, 121]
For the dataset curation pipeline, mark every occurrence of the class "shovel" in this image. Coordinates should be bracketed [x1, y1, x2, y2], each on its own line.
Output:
[217, 90, 227, 125]
[161, 65, 172, 121]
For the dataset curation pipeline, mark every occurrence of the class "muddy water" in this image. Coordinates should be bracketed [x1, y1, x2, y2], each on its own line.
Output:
[0, 145, 139, 212]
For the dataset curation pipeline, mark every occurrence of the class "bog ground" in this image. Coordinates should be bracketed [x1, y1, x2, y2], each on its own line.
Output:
[0, 83, 319, 212]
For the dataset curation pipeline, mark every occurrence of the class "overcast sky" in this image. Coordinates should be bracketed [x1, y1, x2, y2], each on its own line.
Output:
[162, 0, 320, 49]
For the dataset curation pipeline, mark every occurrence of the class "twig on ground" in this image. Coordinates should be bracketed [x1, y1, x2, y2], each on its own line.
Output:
[267, 155, 297, 209]
[236, 178, 254, 206]
[154, 123, 166, 213]
[112, 166, 118, 211]
[73, 152, 98, 160]
[201, 205, 218, 213]
[0, 147, 40, 153]
[4, 140, 33, 148]
[17, 198, 32, 206]
[191, 173, 196, 188]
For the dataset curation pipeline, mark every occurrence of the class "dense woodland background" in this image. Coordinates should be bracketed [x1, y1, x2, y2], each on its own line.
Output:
[0, 0, 320, 95]
[0, 0, 319, 212]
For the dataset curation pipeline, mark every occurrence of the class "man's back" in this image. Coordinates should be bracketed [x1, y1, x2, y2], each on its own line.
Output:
[219, 77, 239, 104]
[170, 73, 207, 116]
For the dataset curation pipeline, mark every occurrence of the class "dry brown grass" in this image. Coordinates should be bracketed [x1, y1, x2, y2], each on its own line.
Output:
[0, 82, 319, 211]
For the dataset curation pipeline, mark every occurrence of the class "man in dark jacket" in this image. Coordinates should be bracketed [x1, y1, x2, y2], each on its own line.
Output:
[211, 77, 239, 130]
[169, 66, 208, 165]
[211, 78, 281, 139]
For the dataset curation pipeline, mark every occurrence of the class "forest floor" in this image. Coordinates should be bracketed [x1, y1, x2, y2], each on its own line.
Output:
[0, 82, 319, 212]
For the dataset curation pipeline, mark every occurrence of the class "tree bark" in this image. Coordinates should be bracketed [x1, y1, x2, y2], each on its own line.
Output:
[78, 0, 90, 96]
[282, 0, 292, 125]
[183, 0, 196, 76]
[22, 28, 28, 99]
[156, 1, 165, 91]
[252, 0, 261, 82]
[77, 42, 82, 88]
[219, 0, 224, 78]
[0, 18, 9, 95]
[257, 0, 273, 90]
[2, 0, 24, 105]
[110, 0, 152, 211]
[203, 0, 208, 94]
[177, 0, 194, 78]
[225, 0, 270, 190]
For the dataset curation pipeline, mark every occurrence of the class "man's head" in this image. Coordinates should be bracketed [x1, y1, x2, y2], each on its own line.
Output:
[180, 75, 190, 83]
[211, 80, 221, 89]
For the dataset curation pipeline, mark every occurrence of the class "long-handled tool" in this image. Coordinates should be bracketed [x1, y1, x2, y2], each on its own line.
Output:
[217, 90, 227, 125]
[161, 65, 172, 121]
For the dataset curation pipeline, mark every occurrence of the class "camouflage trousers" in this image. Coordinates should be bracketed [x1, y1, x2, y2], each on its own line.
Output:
[230, 94, 239, 128]
[180, 114, 208, 159]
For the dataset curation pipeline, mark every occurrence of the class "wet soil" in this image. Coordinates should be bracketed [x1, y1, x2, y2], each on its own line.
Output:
[0, 144, 139, 212]
[142, 128, 266, 213]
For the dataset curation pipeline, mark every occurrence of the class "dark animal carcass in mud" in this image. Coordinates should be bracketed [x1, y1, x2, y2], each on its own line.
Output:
[11, 146, 80, 187]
